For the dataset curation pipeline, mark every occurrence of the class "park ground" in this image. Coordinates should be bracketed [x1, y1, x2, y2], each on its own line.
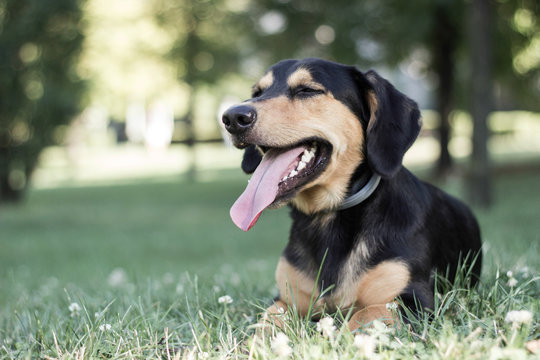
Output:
[0, 143, 538, 359]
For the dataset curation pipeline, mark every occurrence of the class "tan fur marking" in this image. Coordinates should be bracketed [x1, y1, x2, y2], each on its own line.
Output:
[347, 304, 396, 331]
[255, 71, 274, 91]
[286, 68, 323, 90]
[261, 300, 289, 331]
[250, 92, 365, 213]
[275, 257, 320, 316]
[366, 90, 378, 132]
[329, 238, 373, 308]
[356, 260, 410, 307]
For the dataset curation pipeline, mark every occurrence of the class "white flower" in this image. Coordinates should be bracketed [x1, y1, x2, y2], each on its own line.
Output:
[218, 295, 233, 304]
[507, 277, 518, 287]
[108, 268, 128, 287]
[162, 273, 174, 285]
[176, 283, 184, 294]
[99, 324, 112, 331]
[68, 302, 81, 316]
[271, 332, 293, 358]
[505, 310, 533, 325]
[506, 270, 513, 278]
[386, 302, 398, 311]
[316, 316, 336, 338]
[354, 334, 376, 357]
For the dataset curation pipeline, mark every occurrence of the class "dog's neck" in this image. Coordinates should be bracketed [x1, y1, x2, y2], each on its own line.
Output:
[336, 166, 381, 211]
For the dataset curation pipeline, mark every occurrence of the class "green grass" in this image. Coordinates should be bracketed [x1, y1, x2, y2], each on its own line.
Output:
[0, 168, 539, 359]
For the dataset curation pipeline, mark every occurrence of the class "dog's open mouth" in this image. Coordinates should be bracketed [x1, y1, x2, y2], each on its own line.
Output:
[230, 139, 331, 231]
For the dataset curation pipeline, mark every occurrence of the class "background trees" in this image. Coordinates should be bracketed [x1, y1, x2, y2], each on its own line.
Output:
[0, 0, 538, 206]
[0, 0, 85, 201]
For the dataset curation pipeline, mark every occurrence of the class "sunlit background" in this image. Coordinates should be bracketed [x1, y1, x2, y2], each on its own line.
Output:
[1, 0, 539, 285]
[1, 0, 538, 192]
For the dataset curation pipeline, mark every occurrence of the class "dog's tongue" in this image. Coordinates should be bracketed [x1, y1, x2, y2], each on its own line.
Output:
[230, 146, 305, 231]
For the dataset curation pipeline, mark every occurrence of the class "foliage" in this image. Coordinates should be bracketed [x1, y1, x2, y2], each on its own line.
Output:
[243, 0, 540, 110]
[0, 0, 86, 202]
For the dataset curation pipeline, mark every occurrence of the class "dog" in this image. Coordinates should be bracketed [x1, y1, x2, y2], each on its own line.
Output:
[221, 58, 482, 330]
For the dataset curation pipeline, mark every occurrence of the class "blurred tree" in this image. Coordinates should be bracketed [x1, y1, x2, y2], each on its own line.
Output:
[148, 0, 538, 195]
[153, 0, 252, 179]
[235, 0, 539, 207]
[0, 0, 85, 202]
[247, 0, 539, 174]
[78, 0, 184, 123]
[468, 0, 494, 207]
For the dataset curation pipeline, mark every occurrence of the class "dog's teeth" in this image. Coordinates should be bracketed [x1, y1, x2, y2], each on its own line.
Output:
[297, 161, 306, 171]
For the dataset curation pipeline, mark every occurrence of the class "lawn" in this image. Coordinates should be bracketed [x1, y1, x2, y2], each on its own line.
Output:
[0, 166, 538, 359]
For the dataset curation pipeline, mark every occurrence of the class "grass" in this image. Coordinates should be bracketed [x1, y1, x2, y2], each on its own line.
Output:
[0, 167, 539, 359]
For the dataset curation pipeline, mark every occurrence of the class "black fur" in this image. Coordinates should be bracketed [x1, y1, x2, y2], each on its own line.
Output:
[284, 168, 482, 314]
[226, 58, 482, 322]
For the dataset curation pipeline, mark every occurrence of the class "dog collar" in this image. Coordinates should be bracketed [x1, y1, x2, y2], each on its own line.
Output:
[336, 173, 381, 211]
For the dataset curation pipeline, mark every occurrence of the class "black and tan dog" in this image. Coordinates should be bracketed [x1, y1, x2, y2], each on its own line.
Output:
[221, 58, 482, 330]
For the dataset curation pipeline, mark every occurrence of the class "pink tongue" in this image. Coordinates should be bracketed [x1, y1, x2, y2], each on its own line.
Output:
[230, 146, 306, 231]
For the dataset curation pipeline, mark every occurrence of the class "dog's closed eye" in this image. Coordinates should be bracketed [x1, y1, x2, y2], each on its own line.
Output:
[291, 86, 325, 98]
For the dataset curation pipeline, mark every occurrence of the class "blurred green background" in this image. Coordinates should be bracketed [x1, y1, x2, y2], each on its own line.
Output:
[1, 0, 539, 295]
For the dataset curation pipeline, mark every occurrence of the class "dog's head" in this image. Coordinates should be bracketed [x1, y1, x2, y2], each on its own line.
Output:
[222, 58, 421, 230]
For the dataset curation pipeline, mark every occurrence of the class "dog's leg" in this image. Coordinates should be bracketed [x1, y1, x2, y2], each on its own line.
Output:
[258, 257, 321, 332]
[259, 299, 289, 332]
[347, 303, 397, 331]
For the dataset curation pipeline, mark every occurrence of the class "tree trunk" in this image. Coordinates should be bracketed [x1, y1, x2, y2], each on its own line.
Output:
[432, 6, 456, 178]
[0, 160, 27, 203]
[467, 0, 493, 207]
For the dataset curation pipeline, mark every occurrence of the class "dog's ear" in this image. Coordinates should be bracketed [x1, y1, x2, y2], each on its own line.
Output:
[362, 70, 422, 178]
[241, 145, 262, 174]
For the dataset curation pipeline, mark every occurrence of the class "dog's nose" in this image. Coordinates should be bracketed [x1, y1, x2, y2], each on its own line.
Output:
[222, 105, 257, 134]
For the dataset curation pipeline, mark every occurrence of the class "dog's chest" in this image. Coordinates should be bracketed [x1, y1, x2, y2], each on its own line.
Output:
[320, 236, 374, 308]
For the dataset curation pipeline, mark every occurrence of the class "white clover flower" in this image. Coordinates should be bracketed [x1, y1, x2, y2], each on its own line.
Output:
[507, 277, 518, 287]
[386, 302, 398, 311]
[107, 268, 128, 287]
[162, 273, 174, 285]
[316, 316, 336, 338]
[505, 310, 533, 325]
[68, 302, 81, 317]
[506, 270, 513, 278]
[354, 334, 376, 357]
[176, 283, 184, 294]
[99, 324, 112, 331]
[218, 295, 233, 304]
[271, 332, 293, 358]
